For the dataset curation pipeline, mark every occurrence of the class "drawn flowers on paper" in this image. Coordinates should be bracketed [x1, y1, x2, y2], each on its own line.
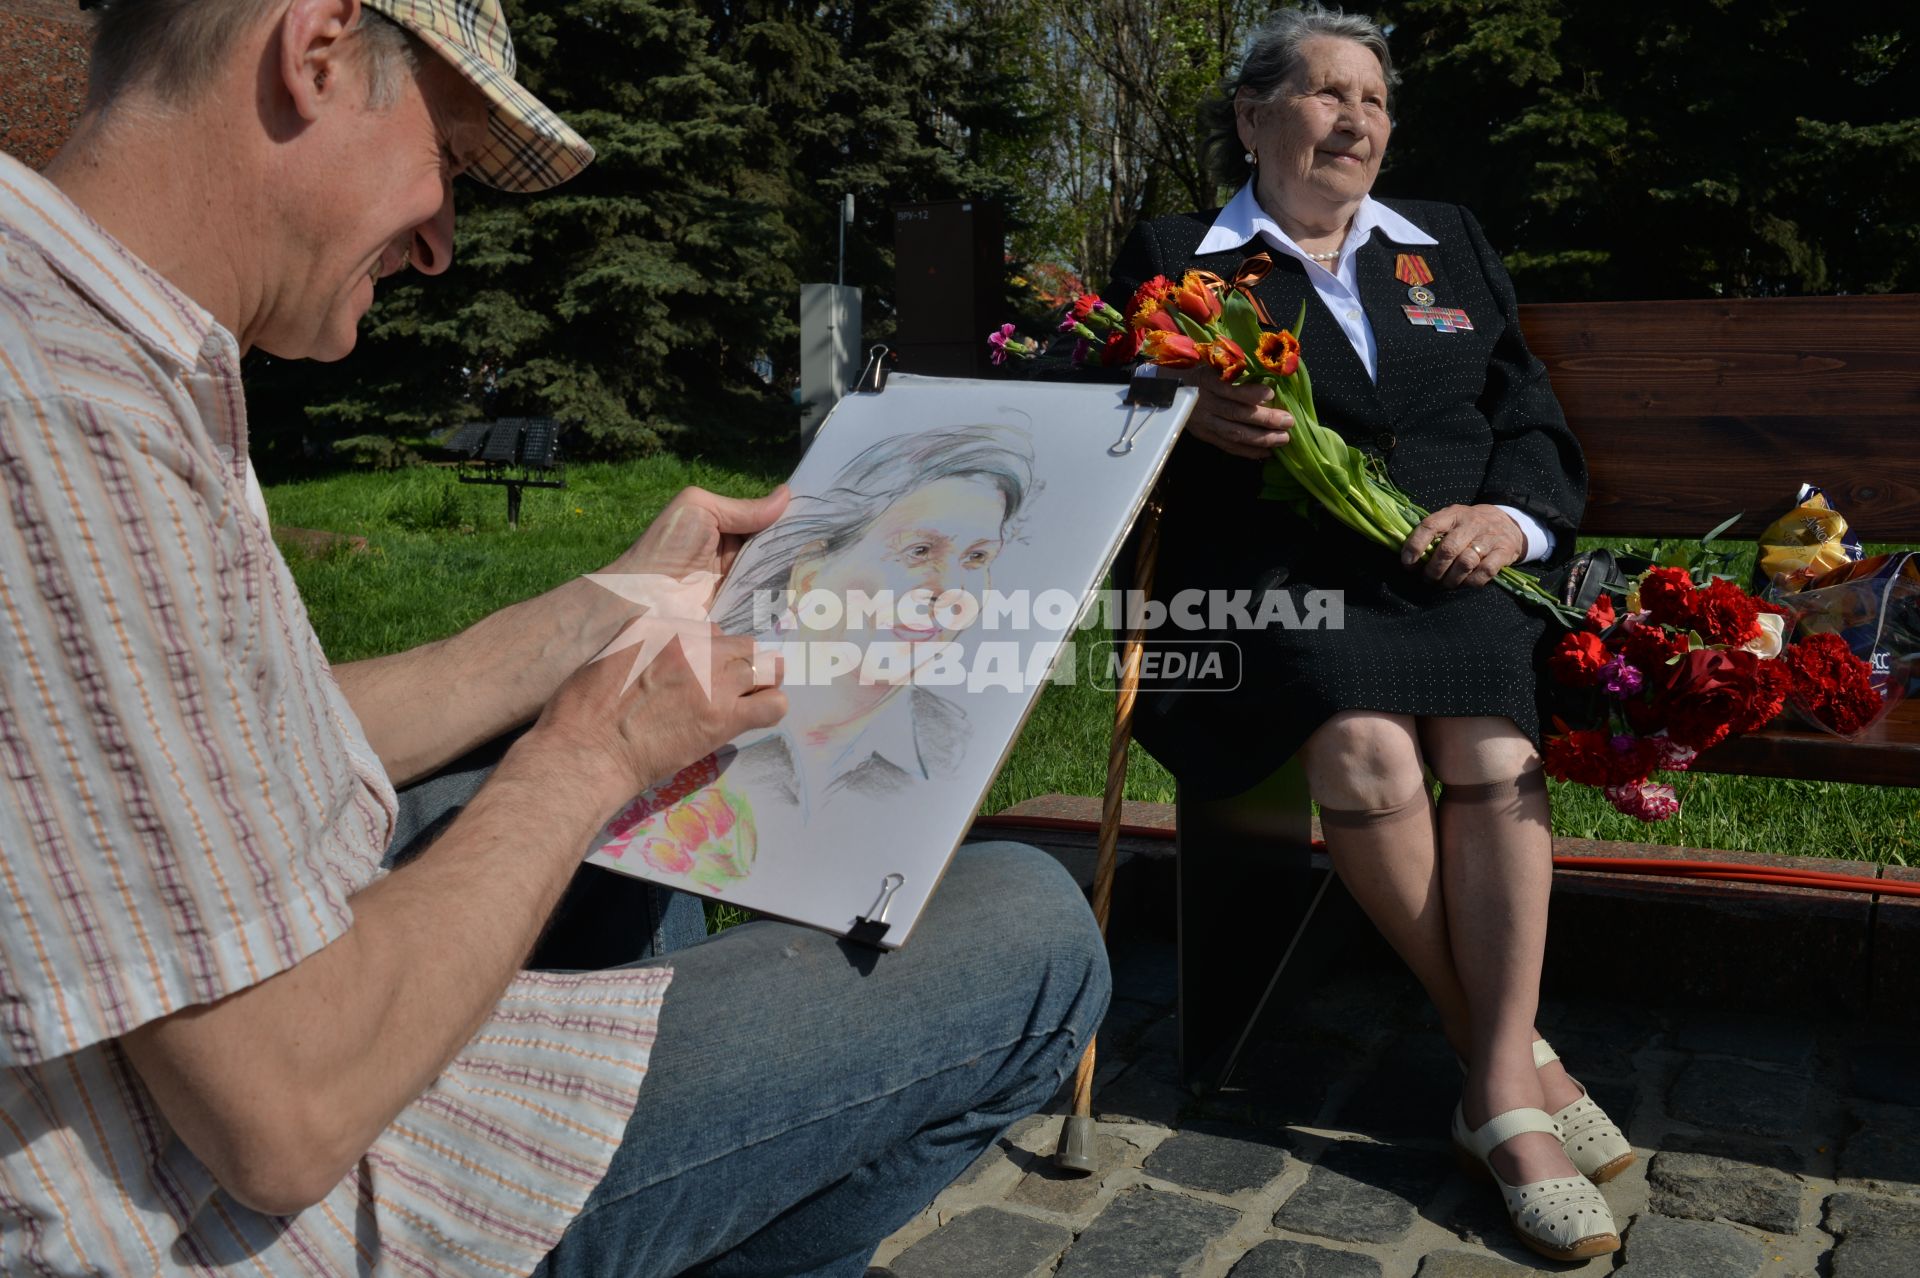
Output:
[601, 754, 759, 892]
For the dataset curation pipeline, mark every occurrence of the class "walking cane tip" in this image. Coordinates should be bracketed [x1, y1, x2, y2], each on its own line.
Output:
[1052, 1114, 1099, 1175]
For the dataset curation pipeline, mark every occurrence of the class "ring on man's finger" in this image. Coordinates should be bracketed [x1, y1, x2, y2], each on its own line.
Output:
[1470, 543, 1487, 556]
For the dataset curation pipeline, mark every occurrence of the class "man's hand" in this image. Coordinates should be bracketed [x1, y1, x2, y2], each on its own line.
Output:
[601, 486, 791, 612]
[529, 625, 787, 811]
[1399, 504, 1526, 588]
[336, 484, 791, 784]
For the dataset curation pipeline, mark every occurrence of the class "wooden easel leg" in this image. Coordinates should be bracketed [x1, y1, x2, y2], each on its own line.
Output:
[1055, 496, 1163, 1173]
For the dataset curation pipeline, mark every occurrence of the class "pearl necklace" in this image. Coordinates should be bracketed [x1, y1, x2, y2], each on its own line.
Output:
[1303, 248, 1340, 262]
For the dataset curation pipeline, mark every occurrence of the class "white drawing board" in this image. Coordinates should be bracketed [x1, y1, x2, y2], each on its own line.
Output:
[585, 373, 1195, 946]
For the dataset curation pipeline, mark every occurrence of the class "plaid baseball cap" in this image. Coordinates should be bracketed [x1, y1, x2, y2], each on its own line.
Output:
[365, 0, 594, 192]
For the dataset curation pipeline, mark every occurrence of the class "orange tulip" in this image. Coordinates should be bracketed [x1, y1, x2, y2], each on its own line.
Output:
[1256, 329, 1301, 377]
[1202, 337, 1247, 381]
[1141, 330, 1202, 367]
[1174, 272, 1223, 323]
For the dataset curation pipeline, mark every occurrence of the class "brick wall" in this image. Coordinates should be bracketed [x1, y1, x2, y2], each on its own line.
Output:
[0, 0, 90, 170]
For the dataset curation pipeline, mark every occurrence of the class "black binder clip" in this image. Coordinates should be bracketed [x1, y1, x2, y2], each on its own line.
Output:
[845, 873, 905, 948]
[1125, 375, 1178, 408]
[1113, 375, 1176, 455]
[854, 344, 893, 394]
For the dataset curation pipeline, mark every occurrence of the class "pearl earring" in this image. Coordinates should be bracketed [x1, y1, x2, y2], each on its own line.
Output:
[1244, 150, 1257, 166]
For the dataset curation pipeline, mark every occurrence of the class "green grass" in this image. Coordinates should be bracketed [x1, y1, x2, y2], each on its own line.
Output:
[270, 460, 1916, 866]
[267, 457, 786, 663]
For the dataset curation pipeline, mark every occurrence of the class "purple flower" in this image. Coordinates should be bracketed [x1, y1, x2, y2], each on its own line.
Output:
[1599, 654, 1644, 698]
[987, 322, 1017, 365]
[1072, 337, 1093, 364]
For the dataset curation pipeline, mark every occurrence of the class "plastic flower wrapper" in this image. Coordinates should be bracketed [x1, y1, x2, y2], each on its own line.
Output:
[1766, 551, 1917, 738]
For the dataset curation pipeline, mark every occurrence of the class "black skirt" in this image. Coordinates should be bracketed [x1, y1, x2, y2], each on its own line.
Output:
[1126, 435, 1565, 801]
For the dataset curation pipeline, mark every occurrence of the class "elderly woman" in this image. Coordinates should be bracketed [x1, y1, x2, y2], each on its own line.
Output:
[1108, 6, 1624, 1263]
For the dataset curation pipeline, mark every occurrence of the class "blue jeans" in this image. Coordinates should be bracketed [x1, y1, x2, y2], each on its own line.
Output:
[387, 756, 1110, 1278]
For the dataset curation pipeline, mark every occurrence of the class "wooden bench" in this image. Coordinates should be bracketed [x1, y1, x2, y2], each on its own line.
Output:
[1175, 293, 1920, 1088]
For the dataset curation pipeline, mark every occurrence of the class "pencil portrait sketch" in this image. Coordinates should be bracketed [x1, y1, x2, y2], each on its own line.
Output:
[593, 424, 1036, 891]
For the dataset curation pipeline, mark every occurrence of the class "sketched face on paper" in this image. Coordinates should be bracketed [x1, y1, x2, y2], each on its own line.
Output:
[787, 475, 1008, 670]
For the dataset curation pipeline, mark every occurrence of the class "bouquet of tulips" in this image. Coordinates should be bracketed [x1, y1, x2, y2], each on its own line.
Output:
[994, 265, 1576, 621]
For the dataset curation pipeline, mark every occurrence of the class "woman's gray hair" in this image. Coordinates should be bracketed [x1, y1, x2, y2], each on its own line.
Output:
[1203, 4, 1399, 192]
[87, 0, 419, 112]
[717, 425, 1036, 635]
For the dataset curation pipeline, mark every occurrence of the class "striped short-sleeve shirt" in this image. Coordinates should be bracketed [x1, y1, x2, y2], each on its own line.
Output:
[0, 153, 672, 1275]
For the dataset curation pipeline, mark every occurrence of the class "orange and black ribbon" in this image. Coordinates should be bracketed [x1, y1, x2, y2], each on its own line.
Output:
[1190, 253, 1277, 327]
[1394, 254, 1435, 287]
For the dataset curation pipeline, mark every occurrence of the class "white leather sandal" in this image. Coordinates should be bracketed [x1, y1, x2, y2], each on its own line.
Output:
[1451, 1104, 1620, 1262]
[1535, 1038, 1636, 1183]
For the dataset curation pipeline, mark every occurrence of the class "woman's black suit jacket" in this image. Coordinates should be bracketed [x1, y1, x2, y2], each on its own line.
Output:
[1106, 199, 1587, 800]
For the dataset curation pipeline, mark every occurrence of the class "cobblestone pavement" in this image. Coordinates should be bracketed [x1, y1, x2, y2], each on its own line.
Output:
[871, 940, 1920, 1277]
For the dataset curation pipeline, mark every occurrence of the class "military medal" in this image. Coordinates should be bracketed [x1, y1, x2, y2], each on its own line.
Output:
[1395, 253, 1436, 305]
[1394, 253, 1470, 330]
[1403, 305, 1474, 333]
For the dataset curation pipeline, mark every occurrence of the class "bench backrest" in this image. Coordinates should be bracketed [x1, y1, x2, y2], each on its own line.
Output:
[1518, 295, 1920, 542]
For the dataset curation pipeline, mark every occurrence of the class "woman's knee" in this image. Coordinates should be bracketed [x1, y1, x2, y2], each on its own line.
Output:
[1304, 711, 1426, 810]
[1422, 716, 1542, 789]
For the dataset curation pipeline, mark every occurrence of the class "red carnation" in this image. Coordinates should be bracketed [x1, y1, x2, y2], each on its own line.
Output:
[1070, 293, 1102, 322]
[1585, 594, 1616, 632]
[1549, 631, 1610, 687]
[1638, 567, 1698, 629]
[1785, 633, 1884, 735]
[1544, 729, 1657, 787]
[1128, 276, 1180, 332]
[1620, 621, 1689, 673]
[1544, 729, 1616, 787]
[1728, 651, 1792, 733]
[1098, 326, 1143, 367]
[1692, 577, 1762, 647]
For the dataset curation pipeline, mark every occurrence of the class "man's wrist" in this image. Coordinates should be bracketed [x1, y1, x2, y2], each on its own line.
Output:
[497, 725, 634, 831]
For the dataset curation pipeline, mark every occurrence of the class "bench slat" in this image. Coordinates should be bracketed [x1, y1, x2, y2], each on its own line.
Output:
[1694, 697, 1920, 787]
[1521, 295, 1920, 540]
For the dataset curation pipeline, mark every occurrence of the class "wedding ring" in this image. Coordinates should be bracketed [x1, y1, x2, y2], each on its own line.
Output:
[1471, 543, 1487, 556]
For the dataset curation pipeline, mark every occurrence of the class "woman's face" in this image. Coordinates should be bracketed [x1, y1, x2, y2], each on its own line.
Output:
[788, 475, 1008, 659]
[1238, 36, 1391, 217]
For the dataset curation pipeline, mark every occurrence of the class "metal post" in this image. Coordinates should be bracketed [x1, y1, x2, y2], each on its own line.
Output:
[838, 193, 853, 288]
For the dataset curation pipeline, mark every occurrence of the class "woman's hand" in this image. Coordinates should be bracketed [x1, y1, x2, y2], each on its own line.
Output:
[1178, 369, 1294, 460]
[1400, 504, 1525, 588]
